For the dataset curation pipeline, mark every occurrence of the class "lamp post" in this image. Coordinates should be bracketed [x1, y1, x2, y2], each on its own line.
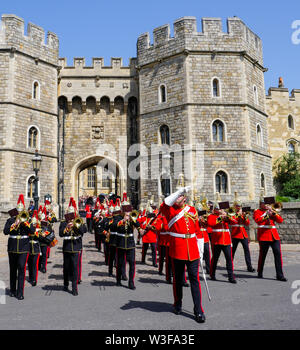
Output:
[32, 150, 42, 211]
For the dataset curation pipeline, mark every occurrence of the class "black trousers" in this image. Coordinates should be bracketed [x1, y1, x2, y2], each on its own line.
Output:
[210, 244, 235, 280]
[39, 245, 49, 271]
[159, 245, 172, 279]
[116, 248, 135, 286]
[8, 252, 29, 297]
[108, 245, 116, 275]
[63, 252, 80, 291]
[142, 242, 157, 265]
[28, 254, 40, 283]
[232, 238, 253, 269]
[171, 258, 204, 315]
[258, 240, 284, 278]
[104, 242, 110, 265]
[203, 242, 211, 275]
[86, 218, 93, 233]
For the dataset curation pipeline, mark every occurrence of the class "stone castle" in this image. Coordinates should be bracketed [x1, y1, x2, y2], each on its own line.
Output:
[0, 14, 299, 218]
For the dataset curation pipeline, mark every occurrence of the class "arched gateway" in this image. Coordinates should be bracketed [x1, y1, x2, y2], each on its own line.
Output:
[70, 155, 126, 206]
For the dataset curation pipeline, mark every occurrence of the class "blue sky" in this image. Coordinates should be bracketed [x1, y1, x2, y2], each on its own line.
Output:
[1, 0, 300, 92]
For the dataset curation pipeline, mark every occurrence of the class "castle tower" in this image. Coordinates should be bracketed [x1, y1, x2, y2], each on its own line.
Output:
[137, 16, 275, 205]
[0, 14, 59, 215]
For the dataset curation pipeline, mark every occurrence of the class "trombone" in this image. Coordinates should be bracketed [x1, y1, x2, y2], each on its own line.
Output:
[17, 210, 30, 224]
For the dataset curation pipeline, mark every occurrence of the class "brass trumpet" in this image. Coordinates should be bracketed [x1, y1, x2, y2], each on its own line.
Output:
[73, 216, 84, 229]
[17, 210, 29, 223]
[129, 210, 139, 223]
[271, 202, 283, 213]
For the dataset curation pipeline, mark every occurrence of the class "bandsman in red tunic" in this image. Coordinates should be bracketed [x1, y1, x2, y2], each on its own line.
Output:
[160, 186, 206, 323]
[207, 201, 238, 284]
[140, 205, 160, 267]
[231, 202, 255, 273]
[197, 209, 211, 275]
[253, 196, 287, 281]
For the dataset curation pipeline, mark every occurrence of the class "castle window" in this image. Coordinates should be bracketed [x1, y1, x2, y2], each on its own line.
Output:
[212, 78, 220, 97]
[288, 142, 296, 154]
[212, 120, 225, 142]
[159, 84, 167, 104]
[160, 124, 170, 145]
[32, 81, 40, 100]
[215, 171, 228, 194]
[87, 167, 96, 188]
[161, 177, 171, 197]
[253, 85, 258, 105]
[260, 173, 265, 190]
[288, 115, 294, 130]
[256, 124, 263, 146]
[28, 126, 39, 149]
[27, 176, 35, 199]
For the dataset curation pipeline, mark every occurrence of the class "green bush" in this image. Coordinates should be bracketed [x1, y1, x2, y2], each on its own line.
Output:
[280, 175, 300, 199]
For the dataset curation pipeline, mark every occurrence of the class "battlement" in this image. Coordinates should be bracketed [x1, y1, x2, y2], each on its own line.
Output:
[137, 16, 263, 67]
[59, 57, 137, 76]
[266, 87, 300, 103]
[0, 14, 59, 65]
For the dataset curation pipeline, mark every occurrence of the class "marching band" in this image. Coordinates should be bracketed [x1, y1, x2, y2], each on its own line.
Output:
[2, 188, 287, 324]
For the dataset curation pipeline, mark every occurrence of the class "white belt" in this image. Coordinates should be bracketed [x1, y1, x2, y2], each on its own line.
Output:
[231, 225, 245, 228]
[117, 233, 134, 237]
[63, 236, 81, 240]
[258, 225, 276, 229]
[168, 232, 196, 239]
[30, 241, 39, 244]
[9, 235, 28, 239]
[160, 232, 169, 235]
[212, 229, 230, 232]
[199, 229, 207, 231]
[110, 232, 117, 235]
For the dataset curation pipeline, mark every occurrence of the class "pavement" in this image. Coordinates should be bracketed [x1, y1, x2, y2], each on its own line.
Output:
[0, 222, 300, 331]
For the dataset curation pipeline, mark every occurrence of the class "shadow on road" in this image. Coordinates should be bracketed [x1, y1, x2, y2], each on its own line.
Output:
[120, 300, 195, 320]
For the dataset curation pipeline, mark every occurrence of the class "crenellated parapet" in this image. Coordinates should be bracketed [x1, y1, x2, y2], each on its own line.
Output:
[0, 14, 59, 66]
[266, 87, 300, 103]
[59, 57, 137, 77]
[137, 16, 263, 68]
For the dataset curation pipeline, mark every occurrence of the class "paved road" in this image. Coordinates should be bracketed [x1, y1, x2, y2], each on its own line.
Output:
[0, 223, 300, 331]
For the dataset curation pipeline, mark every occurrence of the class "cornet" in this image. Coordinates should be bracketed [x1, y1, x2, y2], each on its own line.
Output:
[17, 210, 29, 224]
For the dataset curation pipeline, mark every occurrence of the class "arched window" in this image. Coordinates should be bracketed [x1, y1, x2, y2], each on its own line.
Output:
[260, 173, 265, 190]
[32, 81, 40, 100]
[253, 85, 258, 105]
[159, 84, 167, 104]
[215, 171, 228, 194]
[160, 124, 170, 145]
[288, 115, 294, 130]
[28, 126, 39, 149]
[212, 120, 225, 142]
[288, 142, 296, 153]
[256, 124, 263, 146]
[27, 175, 37, 199]
[212, 78, 220, 97]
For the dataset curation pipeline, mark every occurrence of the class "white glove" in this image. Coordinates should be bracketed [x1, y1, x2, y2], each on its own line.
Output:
[164, 187, 190, 207]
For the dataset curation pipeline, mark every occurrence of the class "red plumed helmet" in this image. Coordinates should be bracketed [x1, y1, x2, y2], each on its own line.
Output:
[17, 194, 25, 212]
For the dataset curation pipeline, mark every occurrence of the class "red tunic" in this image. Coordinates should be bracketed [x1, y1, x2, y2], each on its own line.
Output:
[198, 219, 210, 244]
[140, 216, 159, 244]
[230, 215, 250, 239]
[85, 204, 92, 219]
[160, 202, 201, 261]
[253, 209, 283, 241]
[157, 215, 170, 247]
[207, 214, 238, 246]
